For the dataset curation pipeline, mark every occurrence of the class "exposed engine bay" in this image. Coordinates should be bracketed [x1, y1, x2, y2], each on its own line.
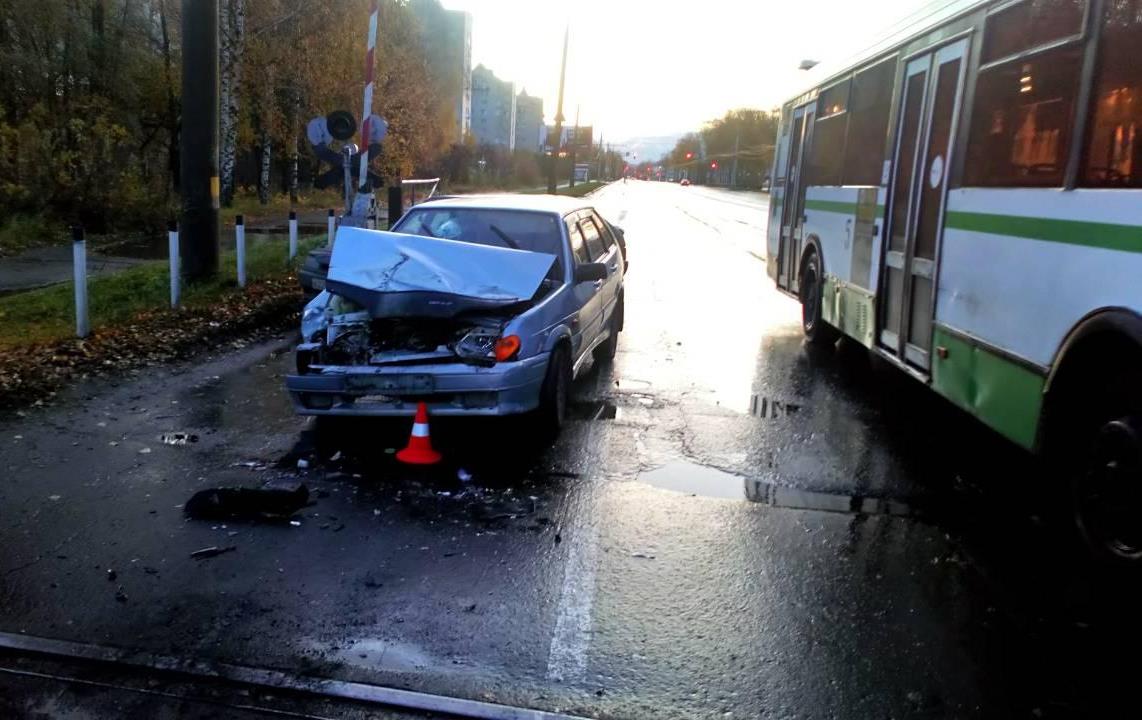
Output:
[295, 226, 559, 374]
[299, 293, 509, 371]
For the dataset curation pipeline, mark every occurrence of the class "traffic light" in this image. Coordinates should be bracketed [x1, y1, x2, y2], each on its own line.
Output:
[711, 161, 718, 169]
[685, 152, 693, 160]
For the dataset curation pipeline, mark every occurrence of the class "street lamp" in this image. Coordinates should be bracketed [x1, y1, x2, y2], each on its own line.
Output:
[798, 59, 819, 70]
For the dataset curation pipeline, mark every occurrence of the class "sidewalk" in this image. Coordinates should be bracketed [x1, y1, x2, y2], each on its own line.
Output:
[0, 244, 146, 295]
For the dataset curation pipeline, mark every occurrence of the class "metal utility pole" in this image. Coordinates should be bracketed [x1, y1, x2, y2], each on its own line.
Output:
[547, 24, 569, 194]
[179, 0, 220, 280]
[595, 131, 603, 180]
[730, 128, 740, 189]
[568, 104, 580, 188]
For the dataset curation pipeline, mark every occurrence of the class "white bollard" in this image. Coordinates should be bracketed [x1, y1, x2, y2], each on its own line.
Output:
[168, 220, 180, 308]
[288, 210, 298, 260]
[327, 208, 336, 246]
[72, 226, 89, 338]
[235, 214, 246, 288]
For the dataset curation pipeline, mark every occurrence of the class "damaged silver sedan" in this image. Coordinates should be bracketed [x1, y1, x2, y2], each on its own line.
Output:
[285, 195, 626, 433]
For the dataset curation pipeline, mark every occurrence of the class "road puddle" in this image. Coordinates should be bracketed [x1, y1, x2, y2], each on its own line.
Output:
[638, 460, 915, 517]
[639, 461, 745, 500]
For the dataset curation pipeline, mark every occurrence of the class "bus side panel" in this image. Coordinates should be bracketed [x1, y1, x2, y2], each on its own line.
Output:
[932, 187, 1142, 448]
[803, 185, 883, 347]
[930, 326, 1046, 450]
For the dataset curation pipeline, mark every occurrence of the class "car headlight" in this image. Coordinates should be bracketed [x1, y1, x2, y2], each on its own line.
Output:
[300, 294, 330, 340]
[455, 330, 497, 360]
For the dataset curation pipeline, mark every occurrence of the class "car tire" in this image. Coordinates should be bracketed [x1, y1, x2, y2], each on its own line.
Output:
[800, 250, 839, 346]
[593, 299, 622, 364]
[536, 345, 571, 439]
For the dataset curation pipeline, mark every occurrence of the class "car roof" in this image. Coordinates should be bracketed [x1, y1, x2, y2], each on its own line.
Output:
[413, 193, 592, 215]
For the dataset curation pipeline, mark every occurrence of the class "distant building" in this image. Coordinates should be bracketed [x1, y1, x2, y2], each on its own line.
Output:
[411, 0, 472, 141]
[514, 90, 544, 153]
[470, 65, 516, 150]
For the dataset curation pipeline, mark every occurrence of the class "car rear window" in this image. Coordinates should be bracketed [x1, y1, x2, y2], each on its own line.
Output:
[396, 208, 563, 257]
[589, 212, 616, 250]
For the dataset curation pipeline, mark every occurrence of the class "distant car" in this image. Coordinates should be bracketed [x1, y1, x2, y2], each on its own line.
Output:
[680, 178, 691, 186]
[286, 195, 628, 434]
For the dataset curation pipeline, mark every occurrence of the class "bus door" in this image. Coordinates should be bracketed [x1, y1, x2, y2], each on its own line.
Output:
[880, 38, 968, 371]
[777, 102, 814, 293]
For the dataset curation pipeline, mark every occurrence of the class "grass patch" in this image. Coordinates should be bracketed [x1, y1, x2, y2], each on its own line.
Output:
[221, 189, 344, 225]
[520, 181, 606, 197]
[557, 181, 605, 197]
[0, 234, 324, 349]
[0, 214, 65, 256]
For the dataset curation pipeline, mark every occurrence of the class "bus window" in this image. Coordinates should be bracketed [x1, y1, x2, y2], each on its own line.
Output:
[964, 45, 1083, 186]
[806, 80, 850, 186]
[982, 0, 1084, 64]
[1082, 0, 1142, 187]
[842, 57, 896, 186]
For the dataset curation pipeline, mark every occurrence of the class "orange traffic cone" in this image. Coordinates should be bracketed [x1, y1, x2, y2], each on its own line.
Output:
[396, 402, 442, 465]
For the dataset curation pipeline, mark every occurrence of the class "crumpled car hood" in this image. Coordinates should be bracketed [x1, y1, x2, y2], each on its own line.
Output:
[326, 227, 557, 318]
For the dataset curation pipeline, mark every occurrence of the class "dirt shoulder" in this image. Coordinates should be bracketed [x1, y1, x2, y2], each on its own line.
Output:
[0, 273, 303, 411]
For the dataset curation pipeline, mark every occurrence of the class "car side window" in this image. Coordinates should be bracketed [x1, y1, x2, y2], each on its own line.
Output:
[566, 219, 590, 264]
[588, 212, 615, 250]
[580, 216, 607, 260]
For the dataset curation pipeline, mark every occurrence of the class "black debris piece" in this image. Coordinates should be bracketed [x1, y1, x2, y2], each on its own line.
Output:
[190, 545, 237, 560]
[184, 482, 309, 522]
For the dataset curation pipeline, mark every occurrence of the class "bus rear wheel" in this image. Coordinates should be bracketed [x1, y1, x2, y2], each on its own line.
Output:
[800, 250, 838, 346]
[1073, 415, 1142, 564]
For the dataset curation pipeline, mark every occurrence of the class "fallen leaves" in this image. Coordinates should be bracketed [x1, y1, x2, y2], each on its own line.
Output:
[0, 276, 303, 410]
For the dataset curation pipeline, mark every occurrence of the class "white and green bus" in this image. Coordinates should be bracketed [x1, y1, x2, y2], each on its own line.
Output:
[769, 0, 1142, 562]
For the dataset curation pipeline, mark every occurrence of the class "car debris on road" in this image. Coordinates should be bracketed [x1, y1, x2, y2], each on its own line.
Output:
[183, 482, 309, 522]
[190, 546, 237, 560]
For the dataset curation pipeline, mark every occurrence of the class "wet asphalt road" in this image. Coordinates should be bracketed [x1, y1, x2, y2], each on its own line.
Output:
[2, 180, 1141, 719]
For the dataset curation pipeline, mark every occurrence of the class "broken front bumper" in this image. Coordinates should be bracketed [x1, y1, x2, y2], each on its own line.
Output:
[285, 351, 550, 417]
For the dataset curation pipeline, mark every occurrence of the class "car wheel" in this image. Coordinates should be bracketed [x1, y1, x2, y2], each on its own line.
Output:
[536, 345, 571, 439]
[593, 299, 622, 364]
[800, 251, 838, 346]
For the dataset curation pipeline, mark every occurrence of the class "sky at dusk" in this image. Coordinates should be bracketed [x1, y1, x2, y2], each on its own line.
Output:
[440, 0, 939, 140]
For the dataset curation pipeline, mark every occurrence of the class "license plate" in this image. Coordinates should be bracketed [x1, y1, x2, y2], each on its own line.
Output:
[311, 277, 326, 290]
[345, 374, 434, 394]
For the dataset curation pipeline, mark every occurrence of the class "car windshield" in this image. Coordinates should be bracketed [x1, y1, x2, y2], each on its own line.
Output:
[395, 207, 563, 258]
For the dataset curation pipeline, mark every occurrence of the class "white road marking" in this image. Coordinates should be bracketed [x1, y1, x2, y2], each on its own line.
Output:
[545, 517, 600, 683]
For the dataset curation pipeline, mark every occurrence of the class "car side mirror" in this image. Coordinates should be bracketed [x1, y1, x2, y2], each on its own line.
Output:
[574, 263, 607, 283]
